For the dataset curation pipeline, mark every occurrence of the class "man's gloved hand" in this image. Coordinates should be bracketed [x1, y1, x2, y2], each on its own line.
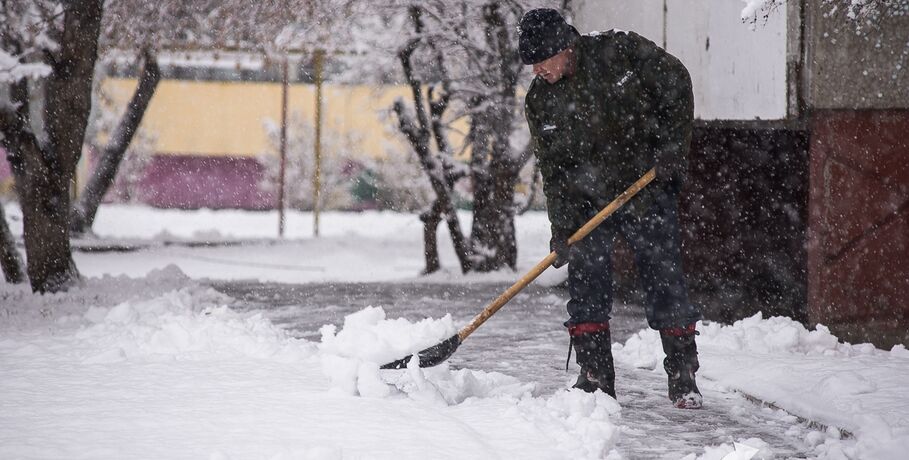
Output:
[550, 232, 571, 268]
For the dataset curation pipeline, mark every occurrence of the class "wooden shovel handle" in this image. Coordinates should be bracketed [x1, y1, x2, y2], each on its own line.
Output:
[457, 168, 657, 342]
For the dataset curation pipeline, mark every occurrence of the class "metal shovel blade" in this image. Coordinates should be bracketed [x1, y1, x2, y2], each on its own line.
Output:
[380, 334, 461, 369]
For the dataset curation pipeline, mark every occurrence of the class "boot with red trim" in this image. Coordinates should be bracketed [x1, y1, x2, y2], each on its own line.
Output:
[569, 322, 615, 398]
[660, 324, 702, 409]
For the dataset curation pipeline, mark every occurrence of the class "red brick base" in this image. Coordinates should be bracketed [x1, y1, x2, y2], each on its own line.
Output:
[808, 110, 909, 348]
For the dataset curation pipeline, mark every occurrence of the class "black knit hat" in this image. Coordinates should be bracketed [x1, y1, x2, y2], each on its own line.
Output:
[518, 8, 580, 65]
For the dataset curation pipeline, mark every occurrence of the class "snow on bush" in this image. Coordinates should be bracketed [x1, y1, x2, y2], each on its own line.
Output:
[0, 49, 52, 82]
[740, 0, 775, 24]
[742, 0, 909, 28]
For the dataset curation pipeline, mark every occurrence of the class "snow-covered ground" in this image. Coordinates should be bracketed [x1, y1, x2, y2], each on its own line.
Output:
[1, 271, 619, 459]
[4, 203, 564, 285]
[616, 316, 909, 459]
[2, 203, 907, 459]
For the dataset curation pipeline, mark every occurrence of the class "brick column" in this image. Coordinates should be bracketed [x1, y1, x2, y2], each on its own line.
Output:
[808, 110, 909, 348]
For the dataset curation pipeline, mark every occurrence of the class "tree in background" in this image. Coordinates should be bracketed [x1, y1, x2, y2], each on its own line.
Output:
[82, 79, 158, 205]
[389, 5, 472, 273]
[260, 111, 437, 212]
[72, 0, 355, 234]
[0, 202, 24, 283]
[0, 0, 355, 291]
[259, 114, 363, 211]
[1, 0, 104, 291]
[69, 49, 159, 234]
[461, 2, 535, 272]
[358, 0, 561, 274]
[369, 150, 436, 212]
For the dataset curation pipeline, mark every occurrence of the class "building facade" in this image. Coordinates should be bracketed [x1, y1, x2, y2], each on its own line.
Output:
[574, 0, 908, 347]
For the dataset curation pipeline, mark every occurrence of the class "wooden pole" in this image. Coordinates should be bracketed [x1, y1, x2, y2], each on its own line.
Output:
[277, 56, 289, 238]
[71, 169, 78, 203]
[313, 49, 324, 238]
[662, 0, 668, 49]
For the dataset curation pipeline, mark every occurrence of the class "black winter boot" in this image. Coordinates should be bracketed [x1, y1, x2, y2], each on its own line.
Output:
[660, 325, 702, 409]
[569, 324, 616, 398]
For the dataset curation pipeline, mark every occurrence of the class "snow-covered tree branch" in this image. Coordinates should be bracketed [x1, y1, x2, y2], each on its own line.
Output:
[742, 0, 909, 27]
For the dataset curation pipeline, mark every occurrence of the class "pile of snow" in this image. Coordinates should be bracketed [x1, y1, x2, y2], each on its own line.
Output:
[318, 306, 458, 397]
[615, 313, 909, 460]
[683, 438, 772, 460]
[316, 305, 622, 457]
[78, 289, 311, 364]
[319, 306, 457, 367]
[1, 269, 620, 459]
[1, 264, 205, 331]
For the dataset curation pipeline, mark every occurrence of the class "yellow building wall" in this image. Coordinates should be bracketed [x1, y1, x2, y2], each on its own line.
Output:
[102, 78, 467, 159]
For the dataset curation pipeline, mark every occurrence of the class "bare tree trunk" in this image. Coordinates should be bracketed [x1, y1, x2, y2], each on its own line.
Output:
[71, 51, 160, 234]
[394, 6, 471, 274]
[0, 204, 25, 284]
[418, 83, 465, 274]
[466, 103, 498, 271]
[419, 201, 443, 274]
[392, 3, 534, 274]
[393, 92, 470, 273]
[467, 105, 520, 271]
[466, 3, 526, 272]
[0, 0, 103, 292]
[2, 79, 81, 293]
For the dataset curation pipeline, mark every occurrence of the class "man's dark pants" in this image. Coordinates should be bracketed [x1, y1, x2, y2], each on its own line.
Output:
[565, 188, 702, 330]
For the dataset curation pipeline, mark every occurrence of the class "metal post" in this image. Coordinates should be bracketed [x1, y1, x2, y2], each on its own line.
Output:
[278, 56, 289, 238]
[662, 0, 668, 50]
[313, 49, 325, 238]
[71, 150, 82, 202]
[71, 169, 78, 203]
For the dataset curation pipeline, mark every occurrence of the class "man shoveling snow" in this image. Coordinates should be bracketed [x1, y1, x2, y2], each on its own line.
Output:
[520, 8, 703, 409]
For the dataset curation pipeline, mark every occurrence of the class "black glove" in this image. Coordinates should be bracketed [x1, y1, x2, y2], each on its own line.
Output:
[549, 232, 571, 268]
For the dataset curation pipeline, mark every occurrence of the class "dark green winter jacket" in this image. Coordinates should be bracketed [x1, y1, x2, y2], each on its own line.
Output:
[525, 30, 693, 238]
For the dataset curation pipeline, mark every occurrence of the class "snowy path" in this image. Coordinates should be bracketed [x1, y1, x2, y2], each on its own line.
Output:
[215, 281, 811, 458]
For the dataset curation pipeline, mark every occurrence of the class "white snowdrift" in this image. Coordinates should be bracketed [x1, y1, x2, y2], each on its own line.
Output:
[615, 313, 909, 460]
[0, 271, 620, 459]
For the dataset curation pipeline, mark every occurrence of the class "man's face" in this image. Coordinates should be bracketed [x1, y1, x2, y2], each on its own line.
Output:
[531, 48, 572, 84]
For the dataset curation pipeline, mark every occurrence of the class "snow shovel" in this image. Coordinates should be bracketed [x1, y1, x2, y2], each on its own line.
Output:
[381, 168, 657, 369]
